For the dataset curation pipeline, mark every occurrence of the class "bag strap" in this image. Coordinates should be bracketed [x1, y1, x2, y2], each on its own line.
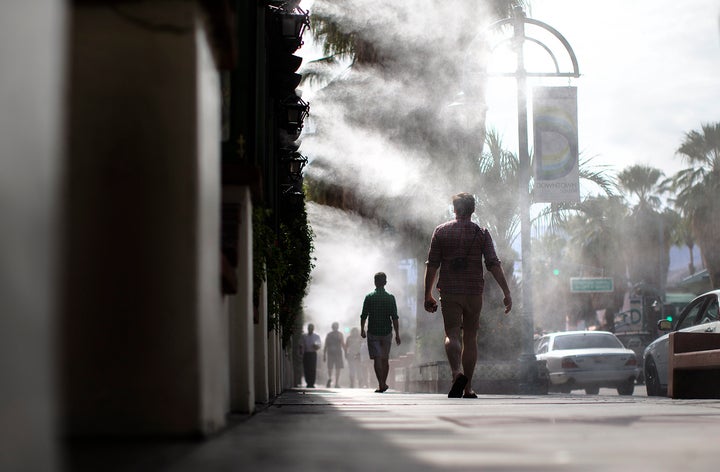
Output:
[463, 225, 480, 258]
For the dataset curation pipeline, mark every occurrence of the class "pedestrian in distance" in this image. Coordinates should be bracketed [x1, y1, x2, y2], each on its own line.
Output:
[345, 327, 367, 388]
[423, 192, 512, 398]
[360, 272, 401, 393]
[323, 321, 346, 388]
[301, 323, 322, 388]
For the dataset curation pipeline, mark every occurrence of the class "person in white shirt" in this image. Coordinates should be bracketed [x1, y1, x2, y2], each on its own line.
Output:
[345, 327, 367, 388]
[301, 323, 322, 388]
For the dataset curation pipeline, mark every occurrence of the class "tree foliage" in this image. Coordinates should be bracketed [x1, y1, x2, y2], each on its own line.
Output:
[671, 122, 720, 288]
[254, 204, 315, 347]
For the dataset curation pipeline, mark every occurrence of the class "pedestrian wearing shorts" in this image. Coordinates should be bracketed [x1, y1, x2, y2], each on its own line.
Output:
[360, 272, 401, 393]
[323, 322, 346, 388]
[423, 192, 512, 398]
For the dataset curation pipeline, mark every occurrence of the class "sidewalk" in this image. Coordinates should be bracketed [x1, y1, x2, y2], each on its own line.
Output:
[66, 387, 720, 471]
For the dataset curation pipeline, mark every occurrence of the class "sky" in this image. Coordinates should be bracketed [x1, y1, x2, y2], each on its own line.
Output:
[488, 0, 720, 178]
[300, 0, 720, 179]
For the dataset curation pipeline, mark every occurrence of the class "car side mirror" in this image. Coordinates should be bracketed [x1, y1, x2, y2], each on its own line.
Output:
[657, 319, 672, 331]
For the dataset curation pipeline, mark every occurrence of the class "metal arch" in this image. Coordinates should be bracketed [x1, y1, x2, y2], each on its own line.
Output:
[524, 17, 580, 78]
[484, 15, 580, 78]
[489, 36, 562, 75]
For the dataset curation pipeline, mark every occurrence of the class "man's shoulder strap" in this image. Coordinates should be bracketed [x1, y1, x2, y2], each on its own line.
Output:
[472, 223, 486, 245]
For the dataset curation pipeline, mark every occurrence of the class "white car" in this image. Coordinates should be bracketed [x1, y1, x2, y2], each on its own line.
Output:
[535, 331, 639, 395]
[643, 289, 720, 396]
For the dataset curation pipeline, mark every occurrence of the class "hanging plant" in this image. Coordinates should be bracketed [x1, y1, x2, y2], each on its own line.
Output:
[253, 202, 315, 347]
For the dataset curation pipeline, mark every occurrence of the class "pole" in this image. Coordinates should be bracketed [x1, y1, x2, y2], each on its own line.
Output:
[481, 6, 579, 393]
[513, 7, 538, 392]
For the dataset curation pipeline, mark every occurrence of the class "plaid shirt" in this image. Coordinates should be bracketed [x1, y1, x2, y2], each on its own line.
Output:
[426, 216, 502, 295]
[361, 288, 398, 336]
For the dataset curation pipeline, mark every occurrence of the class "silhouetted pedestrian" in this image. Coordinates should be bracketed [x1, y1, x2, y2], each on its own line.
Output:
[301, 323, 321, 388]
[324, 322, 346, 387]
[361, 272, 401, 393]
[423, 192, 512, 398]
[346, 327, 367, 388]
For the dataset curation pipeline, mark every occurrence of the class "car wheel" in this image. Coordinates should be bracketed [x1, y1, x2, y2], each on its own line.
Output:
[585, 386, 599, 395]
[617, 381, 634, 396]
[559, 384, 572, 394]
[645, 358, 663, 397]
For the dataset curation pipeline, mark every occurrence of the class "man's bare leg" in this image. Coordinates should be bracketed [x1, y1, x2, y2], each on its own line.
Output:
[373, 358, 384, 389]
[381, 359, 389, 387]
[444, 327, 463, 380]
[462, 329, 478, 394]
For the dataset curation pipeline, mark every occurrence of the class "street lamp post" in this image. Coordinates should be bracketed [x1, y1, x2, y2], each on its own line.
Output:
[486, 7, 580, 392]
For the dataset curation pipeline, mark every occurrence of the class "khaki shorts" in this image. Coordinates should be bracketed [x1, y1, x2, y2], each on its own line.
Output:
[440, 293, 483, 332]
[367, 333, 392, 359]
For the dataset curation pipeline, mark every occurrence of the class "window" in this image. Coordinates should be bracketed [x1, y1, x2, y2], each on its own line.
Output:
[699, 297, 719, 324]
[552, 333, 622, 350]
[675, 299, 706, 330]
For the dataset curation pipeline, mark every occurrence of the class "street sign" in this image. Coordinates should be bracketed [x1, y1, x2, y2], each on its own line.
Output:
[570, 277, 614, 293]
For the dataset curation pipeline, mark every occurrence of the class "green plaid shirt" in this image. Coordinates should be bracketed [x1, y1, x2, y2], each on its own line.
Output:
[361, 288, 398, 336]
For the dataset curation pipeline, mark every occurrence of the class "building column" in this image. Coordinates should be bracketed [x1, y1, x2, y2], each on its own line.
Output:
[254, 282, 270, 403]
[0, 1, 64, 469]
[228, 187, 255, 413]
[268, 330, 279, 396]
[61, 1, 226, 436]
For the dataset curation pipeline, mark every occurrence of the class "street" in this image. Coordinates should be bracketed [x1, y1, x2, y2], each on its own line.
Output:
[67, 384, 720, 472]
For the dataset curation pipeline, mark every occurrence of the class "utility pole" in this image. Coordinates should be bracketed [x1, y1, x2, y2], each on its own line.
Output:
[486, 6, 580, 392]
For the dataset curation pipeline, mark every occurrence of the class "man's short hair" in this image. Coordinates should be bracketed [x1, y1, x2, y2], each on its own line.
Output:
[452, 193, 475, 217]
[374, 272, 387, 287]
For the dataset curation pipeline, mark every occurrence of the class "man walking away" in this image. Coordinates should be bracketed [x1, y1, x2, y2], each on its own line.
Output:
[361, 272, 401, 393]
[423, 193, 512, 398]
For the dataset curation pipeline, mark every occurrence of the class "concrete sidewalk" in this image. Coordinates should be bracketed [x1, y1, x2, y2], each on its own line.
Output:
[65, 387, 720, 471]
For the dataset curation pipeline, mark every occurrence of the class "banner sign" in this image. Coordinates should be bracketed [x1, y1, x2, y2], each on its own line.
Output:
[532, 87, 580, 203]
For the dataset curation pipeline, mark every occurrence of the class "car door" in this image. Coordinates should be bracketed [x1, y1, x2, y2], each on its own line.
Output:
[654, 296, 710, 382]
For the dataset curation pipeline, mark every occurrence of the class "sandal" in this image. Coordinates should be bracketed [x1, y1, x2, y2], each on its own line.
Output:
[448, 374, 468, 398]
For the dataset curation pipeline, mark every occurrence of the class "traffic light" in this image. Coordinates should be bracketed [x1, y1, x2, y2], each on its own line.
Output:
[552, 268, 560, 276]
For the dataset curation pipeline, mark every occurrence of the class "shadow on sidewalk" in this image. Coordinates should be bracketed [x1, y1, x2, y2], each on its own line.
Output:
[63, 389, 446, 472]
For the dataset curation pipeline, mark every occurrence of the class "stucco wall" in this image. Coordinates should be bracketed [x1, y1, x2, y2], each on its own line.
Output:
[61, 1, 226, 436]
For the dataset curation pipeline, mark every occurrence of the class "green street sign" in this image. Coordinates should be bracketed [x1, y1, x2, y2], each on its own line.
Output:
[570, 277, 614, 293]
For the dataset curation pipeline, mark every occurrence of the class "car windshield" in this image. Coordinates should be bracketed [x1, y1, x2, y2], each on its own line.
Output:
[552, 333, 622, 350]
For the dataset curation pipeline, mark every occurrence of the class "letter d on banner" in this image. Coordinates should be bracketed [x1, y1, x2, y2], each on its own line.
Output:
[533, 87, 580, 203]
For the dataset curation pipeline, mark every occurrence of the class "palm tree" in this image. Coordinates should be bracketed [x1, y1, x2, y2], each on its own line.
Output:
[671, 122, 720, 288]
[617, 165, 666, 210]
[617, 164, 671, 294]
[532, 154, 617, 235]
[562, 196, 630, 329]
[476, 128, 520, 252]
[666, 209, 697, 276]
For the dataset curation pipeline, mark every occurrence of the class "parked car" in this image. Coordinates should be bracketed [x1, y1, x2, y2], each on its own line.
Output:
[535, 331, 639, 395]
[643, 289, 720, 396]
